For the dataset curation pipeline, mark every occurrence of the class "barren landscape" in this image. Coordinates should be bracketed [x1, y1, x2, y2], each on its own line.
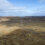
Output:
[0, 16, 45, 45]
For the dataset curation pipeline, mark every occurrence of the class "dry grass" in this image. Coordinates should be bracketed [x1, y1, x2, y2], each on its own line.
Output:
[0, 17, 45, 45]
[23, 25, 45, 32]
[0, 28, 45, 45]
[0, 24, 21, 37]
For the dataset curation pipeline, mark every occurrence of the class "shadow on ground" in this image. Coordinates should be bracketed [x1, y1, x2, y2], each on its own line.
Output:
[0, 29, 45, 45]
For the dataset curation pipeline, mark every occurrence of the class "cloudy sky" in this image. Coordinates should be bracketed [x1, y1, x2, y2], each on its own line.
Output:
[0, 0, 45, 16]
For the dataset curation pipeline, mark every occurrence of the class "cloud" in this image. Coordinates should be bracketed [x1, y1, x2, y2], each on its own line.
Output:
[0, 0, 26, 16]
[39, 0, 45, 3]
[0, 0, 45, 16]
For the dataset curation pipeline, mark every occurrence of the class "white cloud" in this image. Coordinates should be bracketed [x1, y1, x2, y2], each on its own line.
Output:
[0, 0, 45, 16]
[39, 0, 45, 3]
[0, 0, 26, 16]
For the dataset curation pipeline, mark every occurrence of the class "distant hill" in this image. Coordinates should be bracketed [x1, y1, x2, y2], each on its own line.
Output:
[0, 16, 45, 26]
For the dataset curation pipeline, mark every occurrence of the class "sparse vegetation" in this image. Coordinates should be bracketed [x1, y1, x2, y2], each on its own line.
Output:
[0, 16, 45, 45]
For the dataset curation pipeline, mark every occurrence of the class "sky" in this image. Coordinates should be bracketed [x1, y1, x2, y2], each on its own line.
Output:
[0, 0, 45, 16]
